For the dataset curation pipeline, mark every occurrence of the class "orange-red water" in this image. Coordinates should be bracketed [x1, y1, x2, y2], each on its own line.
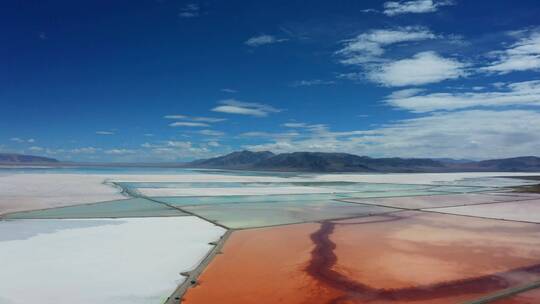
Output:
[182, 211, 540, 304]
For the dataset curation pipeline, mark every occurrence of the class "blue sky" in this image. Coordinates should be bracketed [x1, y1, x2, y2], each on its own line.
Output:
[2, 0, 540, 162]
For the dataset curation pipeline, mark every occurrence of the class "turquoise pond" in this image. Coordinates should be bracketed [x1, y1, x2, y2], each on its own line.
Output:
[149, 189, 453, 207]
[2, 198, 187, 219]
[181, 200, 397, 229]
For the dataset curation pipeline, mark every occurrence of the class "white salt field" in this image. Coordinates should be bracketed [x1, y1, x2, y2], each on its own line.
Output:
[1, 169, 540, 303]
[428, 199, 540, 223]
[0, 217, 225, 304]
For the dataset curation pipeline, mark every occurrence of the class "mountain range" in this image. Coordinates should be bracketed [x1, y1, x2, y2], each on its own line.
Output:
[2, 151, 540, 173]
[188, 150, 540, 173]
[0, 153, 59, 164]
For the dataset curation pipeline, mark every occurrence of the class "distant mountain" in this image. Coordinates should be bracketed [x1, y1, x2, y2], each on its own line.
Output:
[190, 150, 275, 169]
[188, 151, 540, 173]
[456, 156, 540, 172]
[0, 153, 59, 164]
[189, 151, 447, 172]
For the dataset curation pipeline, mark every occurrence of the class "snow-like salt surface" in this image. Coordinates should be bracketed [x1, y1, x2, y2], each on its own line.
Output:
[1, 172, 536, 215]
[137, 186, 354, 197]
[311, 172, 539, 184]
[109, 172, 538, 184]
[0, 174, 125, 215]
[427, 200, 540, 223]
[0, 217, 225, 304]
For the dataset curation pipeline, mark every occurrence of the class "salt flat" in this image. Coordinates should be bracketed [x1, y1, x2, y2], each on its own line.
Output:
[137, 186, 353, 197]
[0, 172, 536, 215]
[427, 199, 540, 223]
[0, 216, 225, 304]
[0, 174, 125, 215]
[311, 172, 539, 184]
[108, 172, 538, 184]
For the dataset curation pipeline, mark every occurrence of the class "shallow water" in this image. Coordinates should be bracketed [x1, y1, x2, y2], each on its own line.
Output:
[2, 198, 187, 219]
[181, 200, 397, 228]
[182, 211, 540, 304]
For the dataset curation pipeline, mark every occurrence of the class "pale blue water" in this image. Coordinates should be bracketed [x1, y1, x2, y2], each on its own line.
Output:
[181, 200, 397, 229]
[0, 166, 307, 177]
[3, 198, 187, 219]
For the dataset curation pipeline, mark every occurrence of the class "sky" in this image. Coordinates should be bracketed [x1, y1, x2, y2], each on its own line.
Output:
[2, 0, 540, 162]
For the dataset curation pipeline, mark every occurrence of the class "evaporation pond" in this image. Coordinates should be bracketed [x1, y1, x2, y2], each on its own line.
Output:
[2, 197, 187, 219]
[182, 200, 396, 228]
[429, 199, 540, 223]
[0, 217, 225, 304]
[182, 211, 540, 304]
[340, 193, 530, 209]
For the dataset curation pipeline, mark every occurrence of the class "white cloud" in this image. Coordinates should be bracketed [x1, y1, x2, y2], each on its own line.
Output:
[140, 140, 216, 161]
[164, 115, 226, 123]
[169, 122, 209, 127]
[221, 88, 238, 93]
[207, 141, 220, 147]
[291, 79, 336, 87]
[386, 80, 540, 112]
[197, 130, 225, 137]
[281, 122, 328, 132]
[383, 0, 454, 16]
[367, 51, 467, 86]
[179, 3, 200, 18]
[245, 35, 287, 47]
[240, 131, 300, 139]
[337, 26, 437, 65]
[105, 149, 136, 155]
[28, 146, 44, 152]
[70, 147, 100, 154]
[10, 137, 35, 143]
[245, 110, 540, 159]
[282, 122, 308, 128]
[482, 28, 540, 74]
[95, 131, 114, 135]
[212, 99, 282, 117]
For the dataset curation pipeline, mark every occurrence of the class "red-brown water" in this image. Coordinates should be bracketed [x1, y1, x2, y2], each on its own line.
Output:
[181, 211, 540, 304]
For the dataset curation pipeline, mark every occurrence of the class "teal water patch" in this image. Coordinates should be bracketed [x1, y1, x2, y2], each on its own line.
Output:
[120, 181, 432, 191]
[2, 198, 187, 219]
[119, 181, 362, 189]
[425, 185, 496, 193]
[182, 200, 397, 229]
[340, 193, 529, 210]
[151, 189, 448, 206]
[434, 177, 537, 188]
[151, 193, 363, 206]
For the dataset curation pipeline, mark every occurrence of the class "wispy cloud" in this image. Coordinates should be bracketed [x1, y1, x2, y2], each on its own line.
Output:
[10, 137, 35, 143]
[141, 140, 215, 160]
[95, 131, 115, 135]
[221, 88, 238, 93]
[105, 149, 136, 155]
[70, 147, 100, 154]
[212, 99, 282, 117]
[482, 28, 540, 74]
[245, 35, 287, 47]
[385, 80, 540, 112]
[28, 146, 44, 152]
[164, 114, 226, 123]
[197, 129, 225, 136]
[169, 121, 210, 127]
[245, 110, 540, 159]
[179, 3, 200, 18]
[367, 51, 467, 86]
[337, 26, 437, 65]
[290, 79, 336, 87]
[383, 0, 454, 16]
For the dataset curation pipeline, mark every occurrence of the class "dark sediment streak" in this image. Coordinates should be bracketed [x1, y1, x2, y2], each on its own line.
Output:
[305, 219, 540, 303]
